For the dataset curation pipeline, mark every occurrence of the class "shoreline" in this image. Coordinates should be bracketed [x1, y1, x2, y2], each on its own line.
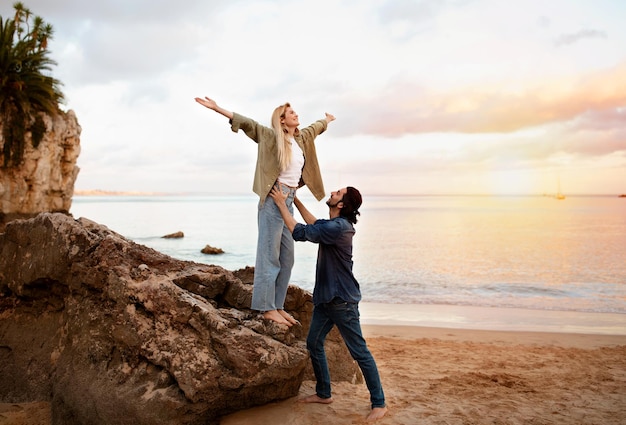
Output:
[359, 302, 626, 336]
[362, 324, 626, 348]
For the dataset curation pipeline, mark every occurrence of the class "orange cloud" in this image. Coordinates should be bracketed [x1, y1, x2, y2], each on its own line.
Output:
[338, 61, 626, 137]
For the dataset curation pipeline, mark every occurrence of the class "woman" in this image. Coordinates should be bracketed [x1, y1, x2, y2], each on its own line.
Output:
[195, 96, 335, 326]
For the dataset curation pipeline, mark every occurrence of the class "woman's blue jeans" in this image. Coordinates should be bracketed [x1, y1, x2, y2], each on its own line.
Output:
[251, 185, 295, 311]
[307, 299, 386, 408]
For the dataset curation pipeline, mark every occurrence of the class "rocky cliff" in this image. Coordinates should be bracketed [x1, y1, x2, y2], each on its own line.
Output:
[0, 213, 360, 424]
[0, 110, 81, 224]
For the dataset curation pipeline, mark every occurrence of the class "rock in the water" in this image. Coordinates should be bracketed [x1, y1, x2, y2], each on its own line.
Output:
[201, 244, 224, 255]
[162, 231, 184, 238]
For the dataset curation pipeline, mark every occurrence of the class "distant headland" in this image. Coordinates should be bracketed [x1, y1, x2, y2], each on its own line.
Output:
[74, 189, 168, 196]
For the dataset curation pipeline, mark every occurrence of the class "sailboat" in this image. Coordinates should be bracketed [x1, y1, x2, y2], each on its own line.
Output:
[555, 177, 565, 200]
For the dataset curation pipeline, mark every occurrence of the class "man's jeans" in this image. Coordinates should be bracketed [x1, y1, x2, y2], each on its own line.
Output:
[251, 185, 295, 311]
[307, 299, 386, 408]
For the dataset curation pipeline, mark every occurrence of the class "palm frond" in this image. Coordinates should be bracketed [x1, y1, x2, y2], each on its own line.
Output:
[0, 3, 65, 167]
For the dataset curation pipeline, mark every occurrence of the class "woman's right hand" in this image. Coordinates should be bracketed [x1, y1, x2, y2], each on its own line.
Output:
[194, 96, 234, 119]
[194, 96, 217, 110]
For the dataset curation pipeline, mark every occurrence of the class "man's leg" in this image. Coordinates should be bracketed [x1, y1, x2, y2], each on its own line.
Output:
[331, 302, 386, 411]
[303, 304, 336, 401]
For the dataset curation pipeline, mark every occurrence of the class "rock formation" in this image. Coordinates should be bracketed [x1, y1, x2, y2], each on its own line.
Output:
[162, 231, 185, 239]
[201, 244, 224, 255]
[0, 213, 360, 424]
[0, 110, 81, 227]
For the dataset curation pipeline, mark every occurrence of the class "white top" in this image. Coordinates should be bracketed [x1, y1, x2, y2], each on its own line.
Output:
[277, 139, 304, 187]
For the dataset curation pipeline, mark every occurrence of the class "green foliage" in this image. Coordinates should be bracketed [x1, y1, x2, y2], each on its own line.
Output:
[0, 2, 65, 167]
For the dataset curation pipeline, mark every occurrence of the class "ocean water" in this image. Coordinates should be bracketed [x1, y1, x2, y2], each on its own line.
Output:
[70, 194, 626, 332]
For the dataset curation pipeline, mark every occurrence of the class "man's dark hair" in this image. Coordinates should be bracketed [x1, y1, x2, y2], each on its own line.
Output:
[340, 186, 362, 224]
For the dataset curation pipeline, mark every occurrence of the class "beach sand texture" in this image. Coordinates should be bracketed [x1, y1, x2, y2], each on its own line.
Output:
[1, 325, 625, 425]
[221, 326, 626, 424]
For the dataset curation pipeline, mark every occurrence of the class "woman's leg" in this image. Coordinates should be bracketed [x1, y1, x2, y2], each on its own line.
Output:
[251, 196, 284, 312]
[275, 221, 294, 309]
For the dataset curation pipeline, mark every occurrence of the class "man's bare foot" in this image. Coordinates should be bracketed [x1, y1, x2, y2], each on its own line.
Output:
[278, 309, 300, 325]
[366, 406, 388, 421]
[263, 310, 292, 326]
[298, 394, 333, 404]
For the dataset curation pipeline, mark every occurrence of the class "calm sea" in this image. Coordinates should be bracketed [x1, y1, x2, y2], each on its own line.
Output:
[70, 194, 626, 332]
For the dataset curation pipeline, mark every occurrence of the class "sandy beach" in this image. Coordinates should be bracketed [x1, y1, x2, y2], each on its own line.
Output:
[218, 324, 626, 425]
[1, 324, 625, 425]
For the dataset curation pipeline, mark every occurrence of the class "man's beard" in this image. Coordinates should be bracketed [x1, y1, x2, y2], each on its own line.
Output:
[326, 199, 341, 208]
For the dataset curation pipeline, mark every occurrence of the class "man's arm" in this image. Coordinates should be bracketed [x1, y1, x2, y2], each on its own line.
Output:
[293, 196, 317, 224]
[268, 186, 299, 233]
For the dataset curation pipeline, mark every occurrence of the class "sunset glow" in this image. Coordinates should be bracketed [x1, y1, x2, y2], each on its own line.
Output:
[4, 0, 624, 196]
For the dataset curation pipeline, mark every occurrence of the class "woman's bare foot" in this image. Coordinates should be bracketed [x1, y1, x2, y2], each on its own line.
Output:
[298, 394, 333, 404]
[366, 406, 388, 421]
[278, 309, 300, 325]
[263, 310, 292, 326]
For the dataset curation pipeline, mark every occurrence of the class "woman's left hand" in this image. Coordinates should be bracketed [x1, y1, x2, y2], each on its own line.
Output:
[325, 112, 336, 123]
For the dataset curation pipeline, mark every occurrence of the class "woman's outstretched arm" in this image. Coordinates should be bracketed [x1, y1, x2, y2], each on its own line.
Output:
[194, 96, 234, 120]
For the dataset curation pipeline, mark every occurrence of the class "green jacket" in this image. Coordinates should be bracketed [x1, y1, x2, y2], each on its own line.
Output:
[230, 112, 328, 203]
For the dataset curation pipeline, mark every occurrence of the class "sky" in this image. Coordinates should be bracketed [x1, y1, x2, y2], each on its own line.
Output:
[4, 0, 626, 196]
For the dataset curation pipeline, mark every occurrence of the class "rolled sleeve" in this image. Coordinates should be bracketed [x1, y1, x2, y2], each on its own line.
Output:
[299, 119, 327, 139]
[292, 223, 308, 242]
[229, 112, 244, 133]
[292, 220, 342, 244]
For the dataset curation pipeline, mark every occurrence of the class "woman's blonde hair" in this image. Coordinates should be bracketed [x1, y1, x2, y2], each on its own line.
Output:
[271, 102, 299, 171]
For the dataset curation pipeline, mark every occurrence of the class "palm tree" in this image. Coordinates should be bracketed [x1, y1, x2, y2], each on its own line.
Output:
[0, 2, 64, 167]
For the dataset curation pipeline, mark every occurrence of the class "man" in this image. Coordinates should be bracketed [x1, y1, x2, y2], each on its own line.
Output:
[269, 185, 388, 422]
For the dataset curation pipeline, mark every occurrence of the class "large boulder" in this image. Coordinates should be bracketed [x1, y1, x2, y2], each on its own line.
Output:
[0, 213, 360, 424]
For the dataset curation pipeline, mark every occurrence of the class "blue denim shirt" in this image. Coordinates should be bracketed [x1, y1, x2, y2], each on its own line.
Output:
[292, 217, 362, 305]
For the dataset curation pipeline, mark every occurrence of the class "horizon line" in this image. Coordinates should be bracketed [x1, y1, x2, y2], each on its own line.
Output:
[73, 189, 626, 198]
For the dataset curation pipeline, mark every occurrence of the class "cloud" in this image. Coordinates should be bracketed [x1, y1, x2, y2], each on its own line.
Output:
[557, 115, 626, 157]
[332, 61, 626, 137]
[13, 0, 224, 86]
[376, 0, 445, 40]
[572, 107, 626, 132]
[3, 0, 625, 195]
[555, 29, 608, 47]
